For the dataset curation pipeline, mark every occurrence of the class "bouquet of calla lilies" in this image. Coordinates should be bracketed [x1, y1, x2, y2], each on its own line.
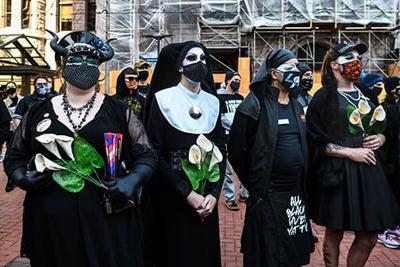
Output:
[34, 134, 105, 193]
[347, 99, 386, 136]
[181, 134, 223, 196]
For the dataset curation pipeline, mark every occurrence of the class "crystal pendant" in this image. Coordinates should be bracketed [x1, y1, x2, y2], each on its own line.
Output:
[189, 106, 202, 119]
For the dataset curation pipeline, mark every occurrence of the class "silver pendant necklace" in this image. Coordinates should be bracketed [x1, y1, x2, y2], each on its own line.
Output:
[180, 86, 203, 119]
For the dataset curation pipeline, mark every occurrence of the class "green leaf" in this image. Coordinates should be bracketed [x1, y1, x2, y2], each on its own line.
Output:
[52, 170, 84, 193]
[181, 159, 202, 190]
[73, 135, 104, 175]
[371, 120, 386, 134]
[208, 164, 220, 183]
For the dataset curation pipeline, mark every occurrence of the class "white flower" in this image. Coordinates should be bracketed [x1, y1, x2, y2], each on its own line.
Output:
[34, 153, 66, 173]
[358, 99, 371, 115]
[196, 134, 213, 153]
[36, 134, 61, 159]
[55, 135, 75, 160]
[188, 145, 202, 165]
[209, 145, 223, 171]
[369, 105, 386, 126]
[349, 109, 364, 131]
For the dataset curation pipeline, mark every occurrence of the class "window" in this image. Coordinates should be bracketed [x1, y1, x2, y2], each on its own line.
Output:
[87, 0, 96, 31]
[59, 0, 72, 31]
[1, 0, 12, 27]
[21, 0, 31, 29]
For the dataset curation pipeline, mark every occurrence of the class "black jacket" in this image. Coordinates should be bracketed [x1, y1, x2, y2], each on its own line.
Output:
[228, 77, 309, 267]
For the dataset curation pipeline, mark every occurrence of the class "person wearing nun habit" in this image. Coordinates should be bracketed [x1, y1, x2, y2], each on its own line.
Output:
[306, 42, 400, 267]
[144, 41, 225, 267]
[3, 30, 157, 267]
[295, 63, 314, 111]
[228, 48, 314, 267]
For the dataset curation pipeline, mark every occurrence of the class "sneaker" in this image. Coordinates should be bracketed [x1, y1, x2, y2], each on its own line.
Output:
[238, 195, 248, 203]
[387, 227, 400, 237]
[225, 200, 240, 211]
[377, 232, 400, 249]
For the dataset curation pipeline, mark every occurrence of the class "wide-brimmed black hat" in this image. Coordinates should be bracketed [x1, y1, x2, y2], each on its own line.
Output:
[46, 30, 115, 66]
[330, 42, 368, 60]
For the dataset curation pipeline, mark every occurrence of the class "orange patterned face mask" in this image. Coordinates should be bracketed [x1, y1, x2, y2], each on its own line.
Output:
[342, 60, 363, 82]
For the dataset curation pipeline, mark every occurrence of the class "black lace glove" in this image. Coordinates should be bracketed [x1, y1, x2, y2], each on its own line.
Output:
[104, 164, 153, 201]
[9, 168, 53, 191]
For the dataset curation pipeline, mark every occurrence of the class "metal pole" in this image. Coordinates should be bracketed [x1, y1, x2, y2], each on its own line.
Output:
[105, 0, 110, 95]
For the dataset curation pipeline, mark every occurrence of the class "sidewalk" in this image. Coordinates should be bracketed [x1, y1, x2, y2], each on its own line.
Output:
[1, 167, 400, 266]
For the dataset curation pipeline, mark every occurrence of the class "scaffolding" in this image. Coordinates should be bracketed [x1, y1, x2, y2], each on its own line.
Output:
[96, 0, 400, 77]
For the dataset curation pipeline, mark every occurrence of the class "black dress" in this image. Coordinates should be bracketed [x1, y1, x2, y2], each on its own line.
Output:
[4, 96, 157, 267]
[307, 90, 400, 231]
[145, 99, 225, 267]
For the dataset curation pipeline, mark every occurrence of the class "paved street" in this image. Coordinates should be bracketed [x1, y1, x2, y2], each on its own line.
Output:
[1, 167, 400, 267]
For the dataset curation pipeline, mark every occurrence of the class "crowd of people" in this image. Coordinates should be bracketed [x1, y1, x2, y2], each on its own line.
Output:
[1, 30, 400, 267]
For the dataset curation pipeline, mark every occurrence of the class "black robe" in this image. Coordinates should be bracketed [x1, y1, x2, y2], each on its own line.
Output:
[228, 78, 313, 267]
[145, 99, 225, 267]
[4, 96, 157, 267]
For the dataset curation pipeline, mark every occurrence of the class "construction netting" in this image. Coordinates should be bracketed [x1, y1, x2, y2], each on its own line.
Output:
[96, 0, 400, 70]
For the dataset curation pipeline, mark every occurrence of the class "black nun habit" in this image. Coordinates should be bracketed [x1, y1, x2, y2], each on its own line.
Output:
[144, 41, 225, 267]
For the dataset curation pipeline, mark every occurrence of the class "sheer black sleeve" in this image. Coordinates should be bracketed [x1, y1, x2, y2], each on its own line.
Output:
[146, 100, 192, 199]
[4, 108, 32, 177]
[126, 109, 157, 171]
[13, 97, 28, 120]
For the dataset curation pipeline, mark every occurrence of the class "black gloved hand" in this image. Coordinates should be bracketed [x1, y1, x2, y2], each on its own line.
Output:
[104, 164, 153, 201]
[10, 168, 53, 191]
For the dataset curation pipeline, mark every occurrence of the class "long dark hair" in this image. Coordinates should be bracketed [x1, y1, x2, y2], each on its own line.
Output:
[320, 50, 343, 138]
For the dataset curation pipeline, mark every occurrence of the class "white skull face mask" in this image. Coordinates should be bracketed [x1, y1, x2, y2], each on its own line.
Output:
[181, 47, 206, 67]
[335, 51, 361, 65]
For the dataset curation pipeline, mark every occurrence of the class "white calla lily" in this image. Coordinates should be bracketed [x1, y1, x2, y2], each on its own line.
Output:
[358, 99, 371, 115]
[209, 145, 223, 171]
[196, 134, 213, 152]
[369, 105, 386, 126]
[55, 135, 75, 160]
[349, 109, 364, 131]
[35, 134, 62, 159]
[34, 153, 66, 173]
[188, 145, 202, 165]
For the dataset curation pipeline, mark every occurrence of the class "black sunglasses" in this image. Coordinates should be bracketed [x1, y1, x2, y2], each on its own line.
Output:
[125, 76, 139, 81]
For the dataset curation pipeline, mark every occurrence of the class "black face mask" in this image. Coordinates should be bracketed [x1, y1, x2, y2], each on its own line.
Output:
[62, 64, 100, 90]
[230, 81, 240, 92]
[182, 62, 208, 83]
[372, 86, 382, 97]
[138, 70, 149, 81]
[301, 78, 313, 91]
[6, 87, 16, 95]
[281, 71, 300, 92]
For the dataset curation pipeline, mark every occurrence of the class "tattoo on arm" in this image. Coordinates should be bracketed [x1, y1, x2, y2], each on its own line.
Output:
[325, 143, 346, 154]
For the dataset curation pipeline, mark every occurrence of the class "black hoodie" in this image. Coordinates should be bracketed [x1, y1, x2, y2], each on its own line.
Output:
[113, 68, 146, 121]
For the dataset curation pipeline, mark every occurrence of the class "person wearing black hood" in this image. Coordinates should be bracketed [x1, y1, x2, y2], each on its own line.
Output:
[306, 42, 400, 266]
[295, 63, 314, 111]
[135, 59, 151, 97]
[13, 74, 53, 128]
[114, 67, 146, 121]
[228, 48, 313, 267]
[144, 41, 225, 267]
[4, 30, 157, 267]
